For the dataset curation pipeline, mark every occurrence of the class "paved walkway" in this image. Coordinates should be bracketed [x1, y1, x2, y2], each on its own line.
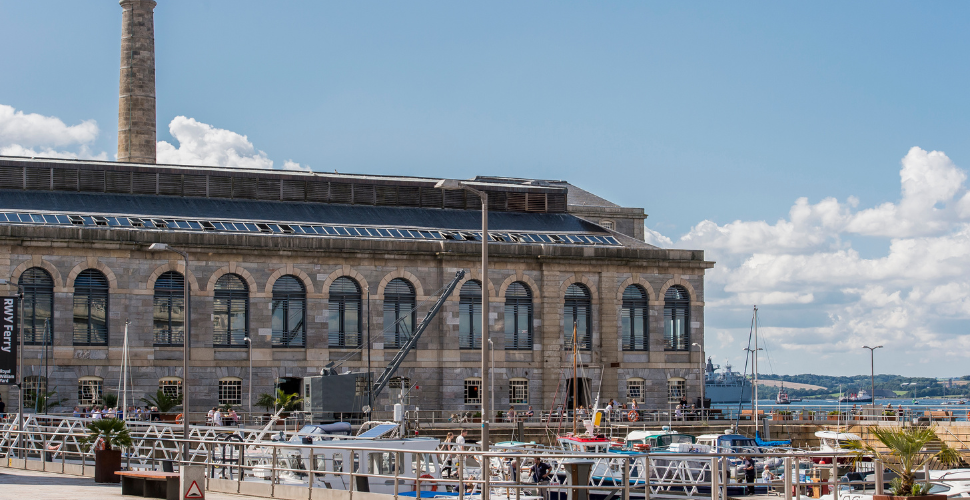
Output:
[0, 466, 259, 499]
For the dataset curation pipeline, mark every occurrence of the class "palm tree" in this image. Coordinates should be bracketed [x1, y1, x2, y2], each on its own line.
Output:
[255, 388, 303, 413]
[80, 418, 133, 452]
[140, 389, 182, 413]
[850, 426, 962, 496]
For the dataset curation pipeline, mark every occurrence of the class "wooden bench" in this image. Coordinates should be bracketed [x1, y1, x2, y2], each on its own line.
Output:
[739, 409, 765, 420]
[925, 410, 955, 422]
[115, 470, 181, 500]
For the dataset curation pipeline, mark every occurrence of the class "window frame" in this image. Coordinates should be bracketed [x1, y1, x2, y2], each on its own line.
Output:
[667, 378, 686, 403]
[509, 378, 529, 404]
[504, 282, 534, 350]
[78, 376, 103, 406]
[563, 283, 592, 351]
[213, 273, 249, 348]
[23, 375, 47, 409]
[622, 285, 649, 351]
[383, 278, 416, 349]
[20, 267, 54, 346]
[627, 377, 645, 403]
[159, 377, 183, 401]
[464, 378, 482, 405]
[153, 271, 185, 346]
[459, 280, 482, 350]
[272, 275, 307, 348]
[329, 277, 362, 348]
[218, 377, 243, 407]
[73, 269, 109, 346]
[663, 286, 690, 351]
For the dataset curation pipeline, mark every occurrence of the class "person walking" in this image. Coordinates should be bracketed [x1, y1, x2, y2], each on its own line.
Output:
[743, 456, 756, 495]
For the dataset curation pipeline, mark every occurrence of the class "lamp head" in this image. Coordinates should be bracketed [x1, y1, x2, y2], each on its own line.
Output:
[434, 179, 463, 190]
[0, 279, 8, 285]
[148, 243, 170, 251]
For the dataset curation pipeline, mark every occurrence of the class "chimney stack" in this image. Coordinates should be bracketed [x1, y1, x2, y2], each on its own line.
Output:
[118, 0, 157, 164]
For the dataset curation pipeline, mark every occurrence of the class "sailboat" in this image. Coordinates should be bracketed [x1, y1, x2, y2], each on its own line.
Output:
[746, 306, 792, 448]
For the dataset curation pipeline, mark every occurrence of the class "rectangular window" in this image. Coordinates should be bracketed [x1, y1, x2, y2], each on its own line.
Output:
[218, 379, 242, 407]
[159, 379, 183, 400]
[464, 379, 482, 405]
[627, 379, 644, 403]
[78, 379, 103, 406]
[509, 380, 529, 404]
[667, 380, 686, 403]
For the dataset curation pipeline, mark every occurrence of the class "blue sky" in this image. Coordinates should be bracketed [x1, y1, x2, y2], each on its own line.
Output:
[2, 1, 969, 377]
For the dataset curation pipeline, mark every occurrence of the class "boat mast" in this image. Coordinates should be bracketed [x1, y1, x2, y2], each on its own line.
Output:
[572, 320, 578, 435]
[753, 305, 759, 431]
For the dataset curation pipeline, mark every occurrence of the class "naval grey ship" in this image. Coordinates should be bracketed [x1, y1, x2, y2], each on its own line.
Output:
[704, 357, 752, 404]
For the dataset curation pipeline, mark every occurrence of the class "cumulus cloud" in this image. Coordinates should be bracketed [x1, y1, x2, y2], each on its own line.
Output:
[156, 116, 274, 169]
[0, 104, 107, 159]
[656, 147, 970, 375]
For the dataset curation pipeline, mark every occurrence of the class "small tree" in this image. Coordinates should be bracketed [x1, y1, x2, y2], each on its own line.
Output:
[140, 390, 182, 413]
[849, 426, 962, 496]
[255, 388, 303, 413]
[103, 393, 119, 409]
[80, 418, 133, 452]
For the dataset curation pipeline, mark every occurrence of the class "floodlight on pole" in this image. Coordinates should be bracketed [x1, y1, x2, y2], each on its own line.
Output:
[147, 242, 191, 462]
[436, 178, 490, 452]
[862, 345, 883, 405]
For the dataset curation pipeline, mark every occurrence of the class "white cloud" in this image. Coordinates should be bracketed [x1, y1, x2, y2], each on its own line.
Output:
[282, 160, 311, 172]
[156, 116, 274, 169]
[0, 104, 106, 159]
[657, 147, 970, 376]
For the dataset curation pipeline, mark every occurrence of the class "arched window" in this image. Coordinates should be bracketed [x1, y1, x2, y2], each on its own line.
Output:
[464, 378, 482, 405]
[563, 283, 591, 351]
[329, 277, 361, 347]
[159, 377, 183, 400]
[627, 377, 645, 403]
[509, 378, 529, 404]
[73, 269, 108, 346]
[78, 376, 103, 406]
[458, 280, 482, 349]
[23, 375, 47, 410]
[664, 286, 690, 351]
[272, 276, 306, 347]
[213, 274, 248, 347]
[505, 282, 533, 350]
[219, 377, 242, 407]
[153, 271, 184, 345]
[383, 278, 415, 348]
[20, 267, 53, 345]
[622, 285, 649, 351]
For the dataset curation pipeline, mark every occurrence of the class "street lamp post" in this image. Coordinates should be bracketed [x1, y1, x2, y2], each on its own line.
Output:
[862, 345, 883, 406]
[692, 342, 704, 416]
[0, 279, 25, 457]
[244, 336, 253, 419]
[148, 243, 191, 461]
[435, 179, 490, 451]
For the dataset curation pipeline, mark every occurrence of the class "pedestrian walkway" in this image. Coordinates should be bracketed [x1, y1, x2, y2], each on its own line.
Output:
[0, 466, 257, 500]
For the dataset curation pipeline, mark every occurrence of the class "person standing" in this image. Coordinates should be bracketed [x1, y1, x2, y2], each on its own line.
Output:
[213, 407, 223, 426]
[743, 456, 756, 495]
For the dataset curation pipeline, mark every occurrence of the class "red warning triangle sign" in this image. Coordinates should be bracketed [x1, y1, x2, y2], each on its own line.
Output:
[184, 480, 204, 499]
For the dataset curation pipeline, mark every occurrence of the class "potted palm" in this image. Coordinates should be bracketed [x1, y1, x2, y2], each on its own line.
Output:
[140, 390, 182, 421]
[255, 389, 303, 417]
[850, 426, 961, 500]
[80, 418, 133, 483]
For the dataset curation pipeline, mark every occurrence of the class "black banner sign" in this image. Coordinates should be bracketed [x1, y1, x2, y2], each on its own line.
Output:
[0, 296, 16, 385]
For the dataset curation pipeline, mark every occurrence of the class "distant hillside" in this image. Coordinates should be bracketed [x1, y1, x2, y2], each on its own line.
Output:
[752, 374, 970, 400]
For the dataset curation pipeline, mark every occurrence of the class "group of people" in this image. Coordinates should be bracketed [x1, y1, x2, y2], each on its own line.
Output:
[206, 407, 240, 426]
[72, 405, 161, 421]
[503, 405, 536, 422]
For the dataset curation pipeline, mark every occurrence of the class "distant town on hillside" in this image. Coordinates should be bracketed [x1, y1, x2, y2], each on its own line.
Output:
[753, 374, 970, 400]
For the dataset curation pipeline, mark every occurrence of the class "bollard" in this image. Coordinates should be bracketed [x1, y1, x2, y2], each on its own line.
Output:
[784, 457, 792, 500]
[875, 459, 883, 496]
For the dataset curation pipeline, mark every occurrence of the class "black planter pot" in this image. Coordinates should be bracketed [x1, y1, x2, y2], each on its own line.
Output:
[94, 448, 122, 483]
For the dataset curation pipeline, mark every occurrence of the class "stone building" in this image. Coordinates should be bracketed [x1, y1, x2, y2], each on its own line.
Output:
[0, 157, 712, 415]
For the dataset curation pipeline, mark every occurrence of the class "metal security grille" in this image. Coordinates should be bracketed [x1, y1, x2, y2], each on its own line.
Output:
[664, 286, 690, 351]
[504, 282, 533, 350]
[622, 285, 649, 351]
[458, 281, 482, 349]
[213, 274, 249, 347]
[19, 267, 53, 345]
[272, 276, 306, 348]
[383, 279, 415, 348]
[153, 271, 184, 345]
[328, 277, 361, 348]
[563, 283, 592, 351]
[73, 269, 108, 346]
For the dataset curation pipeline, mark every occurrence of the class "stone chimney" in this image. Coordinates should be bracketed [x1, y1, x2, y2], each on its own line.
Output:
[118, 0, 157, 164]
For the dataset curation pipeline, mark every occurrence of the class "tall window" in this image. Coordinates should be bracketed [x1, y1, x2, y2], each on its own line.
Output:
[20, 268, 53, 345]
[24, 375, 47, 409]
[383, 278, 415, 348]
[622, 285, 649, 351]
[627, 377, 645, 403]
[219, 377, 242, 407]
[78, 376, 103, 406]
[563, 283, 592, 351]
[458, 280, 482, 349]
[73, 269, 108, 346]
[272, 276, 306, 347]
[153, 271, 184, 345]
[464, 378, 482, 405]
[159, 377, 183, 400]
[664, 286, 690, 351]
[667, 378, 686, 403]
[213, 274, 248, 347]
[505, 282, 533, 350]
[509, 378, 529, 404]
[329, 277, 361, 347]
